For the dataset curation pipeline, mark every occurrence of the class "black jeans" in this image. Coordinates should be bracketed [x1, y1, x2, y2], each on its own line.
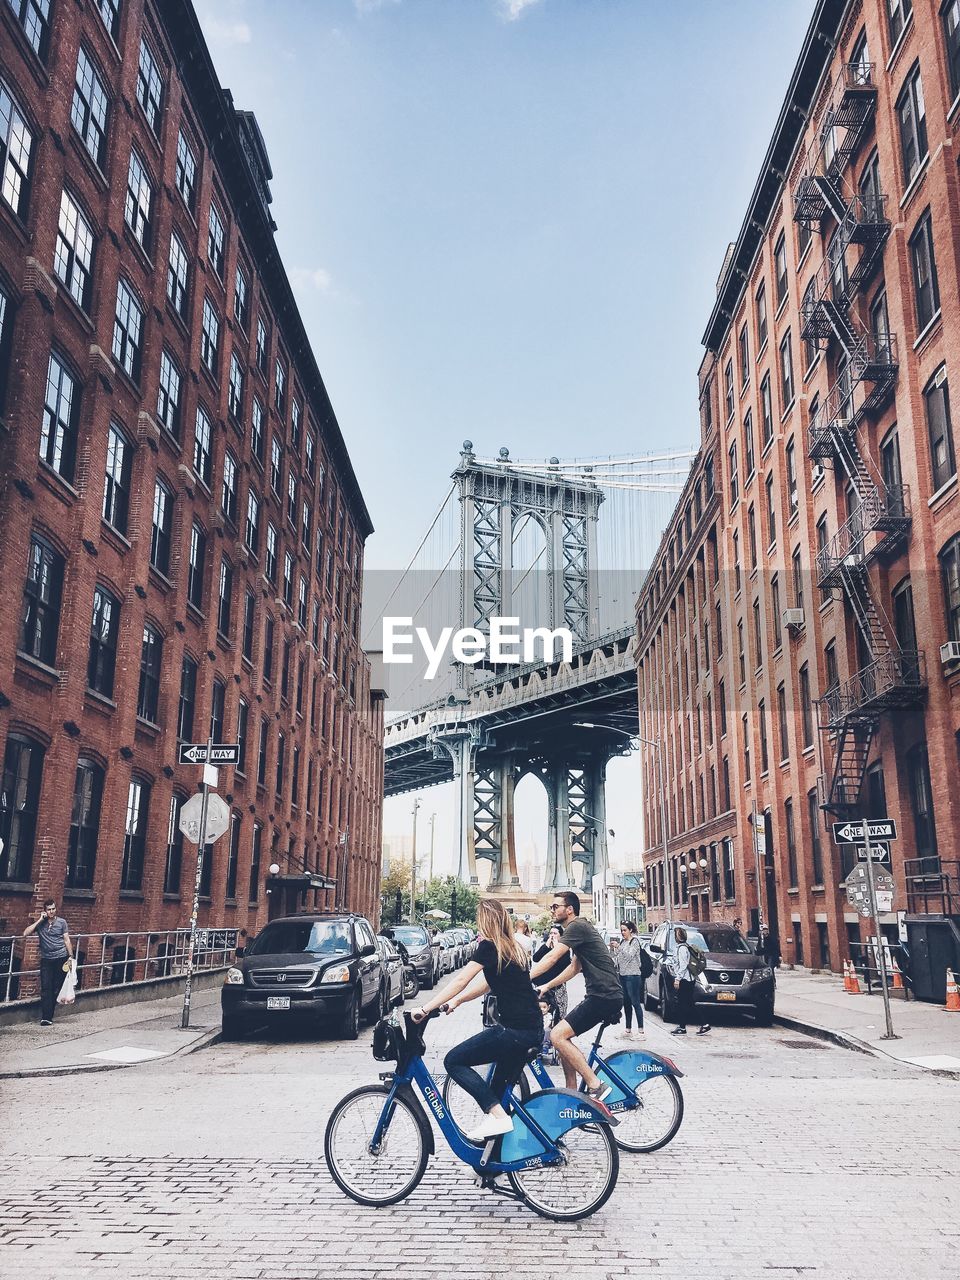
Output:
[40, 956, 66, 1022]
[444, 1024, 541, 1114]
[620, 975, 644, 1030]
[675, 978, 697, 1028]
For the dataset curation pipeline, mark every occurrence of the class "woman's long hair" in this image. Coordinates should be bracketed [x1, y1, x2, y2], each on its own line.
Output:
[477, 899, 527, 972]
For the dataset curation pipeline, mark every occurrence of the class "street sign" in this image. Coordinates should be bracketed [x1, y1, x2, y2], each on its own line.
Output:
[178, 742, 240, 766]
[855, 843, 890, 862]
[178, 791, 231, 844]
[832, 818, 897, 844]
[845, 864, 895, 917]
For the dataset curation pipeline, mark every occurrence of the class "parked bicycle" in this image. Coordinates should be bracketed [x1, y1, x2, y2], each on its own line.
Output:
[324, 1008, 621, 1220]
[442, 1018, 684, 1153]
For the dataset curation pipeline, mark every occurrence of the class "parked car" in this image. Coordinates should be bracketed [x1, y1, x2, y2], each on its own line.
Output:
[381, 924, 437, 988]
[375, 935, 405, 1009]
[438, 930, 462, 970]
[220, 913, 387, 1041]
[643, 920, 776, 1025]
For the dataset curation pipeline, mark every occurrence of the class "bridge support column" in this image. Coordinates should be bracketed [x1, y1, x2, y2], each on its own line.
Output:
[430, 726, 481, 884]
[542, 763, 576, 891]
[488, 757, 520, 889]
[586, 758, 610, 883]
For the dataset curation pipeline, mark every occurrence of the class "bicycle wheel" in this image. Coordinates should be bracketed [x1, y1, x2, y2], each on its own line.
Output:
[441, 1065, 531, 1137]
[613, 1073, 684, 1153]
[324, 1085, 428, 1206]
[508, 1123, 619, 1221]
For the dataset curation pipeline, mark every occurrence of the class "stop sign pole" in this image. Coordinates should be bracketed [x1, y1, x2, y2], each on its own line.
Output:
[861, 814, 898, 1042]
[181, 737, 214, 1030]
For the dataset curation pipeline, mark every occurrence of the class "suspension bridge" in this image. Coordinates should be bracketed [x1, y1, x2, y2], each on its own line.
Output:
[366, 440, 695, 896]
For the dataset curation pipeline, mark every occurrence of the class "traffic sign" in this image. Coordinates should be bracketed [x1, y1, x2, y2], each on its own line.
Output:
[178, 742, 240, 766]
[832, 818, 897, 844]
[855, 843, 890, 862]
[844, 864, 896, 917]
[178, 792, 231, 845]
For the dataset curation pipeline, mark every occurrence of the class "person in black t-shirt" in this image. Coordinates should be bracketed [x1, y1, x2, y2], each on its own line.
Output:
[413, 899, 542, 1142]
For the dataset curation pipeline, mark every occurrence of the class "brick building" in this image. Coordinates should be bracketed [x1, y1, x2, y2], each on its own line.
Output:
[638, 0, 960, 986]
[0, 0, 385, 958]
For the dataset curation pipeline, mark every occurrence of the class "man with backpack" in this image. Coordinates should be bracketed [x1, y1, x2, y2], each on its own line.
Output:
[668, 926, 711, 1036]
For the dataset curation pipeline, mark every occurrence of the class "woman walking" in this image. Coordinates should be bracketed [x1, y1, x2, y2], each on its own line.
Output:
[412, 899, 542, 1141]
[668, 925, 710, 1036]
[615, 920, 645, 1040]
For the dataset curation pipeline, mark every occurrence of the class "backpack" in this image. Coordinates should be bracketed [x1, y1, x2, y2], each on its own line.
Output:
[640, 945, 654, 981]
[686, 944, 707, 979]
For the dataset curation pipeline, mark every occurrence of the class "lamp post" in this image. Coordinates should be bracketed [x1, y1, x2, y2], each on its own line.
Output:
[410, 798, 421, 923]
[428, 812, 437, 883]
[573, 722, 672, 918]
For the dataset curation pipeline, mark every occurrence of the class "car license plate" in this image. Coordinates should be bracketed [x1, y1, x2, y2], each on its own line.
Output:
[716, 991, 736, 1002]
[266, 996, 290, 1010]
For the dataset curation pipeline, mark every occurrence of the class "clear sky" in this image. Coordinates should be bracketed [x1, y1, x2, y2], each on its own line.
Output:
[195, 0, 815, 872]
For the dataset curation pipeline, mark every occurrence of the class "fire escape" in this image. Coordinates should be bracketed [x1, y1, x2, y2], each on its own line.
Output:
[793, 62, 924, 817]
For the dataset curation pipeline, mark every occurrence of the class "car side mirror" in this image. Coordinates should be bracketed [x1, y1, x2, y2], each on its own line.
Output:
[360, 943, 377, 957]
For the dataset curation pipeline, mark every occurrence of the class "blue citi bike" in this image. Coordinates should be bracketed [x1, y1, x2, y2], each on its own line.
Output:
[441, 1014, 685, 1154]
[324, 1008, 621, 1220]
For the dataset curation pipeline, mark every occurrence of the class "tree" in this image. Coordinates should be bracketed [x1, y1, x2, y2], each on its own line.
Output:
[379, 858, 412, 926]
[422, 875, 481, 927]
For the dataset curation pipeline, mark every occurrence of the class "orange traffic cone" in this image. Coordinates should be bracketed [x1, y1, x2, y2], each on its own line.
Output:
[842, 959, 853, 993]
[891, 961, 904, 992]
[847, 960, 862, 995]
[944, 968, 960, 1013]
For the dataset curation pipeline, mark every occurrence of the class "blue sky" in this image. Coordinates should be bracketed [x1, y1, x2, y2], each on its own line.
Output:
[195, 0, 815, 868]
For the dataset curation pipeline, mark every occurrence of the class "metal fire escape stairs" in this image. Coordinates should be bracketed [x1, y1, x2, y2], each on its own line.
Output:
[793, 62, 922, 818]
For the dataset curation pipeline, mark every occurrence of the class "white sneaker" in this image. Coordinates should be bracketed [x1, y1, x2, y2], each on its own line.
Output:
[464, 1113, 513, 1142]
[633, 1029, 645, 1040]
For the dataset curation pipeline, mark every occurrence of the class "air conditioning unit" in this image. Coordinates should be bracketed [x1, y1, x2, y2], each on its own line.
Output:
[941, 641, 960, 666]
[783, 608, 805, 629]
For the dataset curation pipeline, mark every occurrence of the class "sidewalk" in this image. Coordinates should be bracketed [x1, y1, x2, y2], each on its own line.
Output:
[774, 966, 960, 1077]
[0, 986, 221, 1078]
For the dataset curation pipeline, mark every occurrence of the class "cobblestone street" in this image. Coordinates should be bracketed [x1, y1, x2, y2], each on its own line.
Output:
[1, 998, 958, 1280]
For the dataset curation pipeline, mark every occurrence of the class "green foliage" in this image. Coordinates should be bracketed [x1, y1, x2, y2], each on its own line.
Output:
[531, 912, 552, 937]
[379, 859, 412, 926]
[422, 875, 481, 927]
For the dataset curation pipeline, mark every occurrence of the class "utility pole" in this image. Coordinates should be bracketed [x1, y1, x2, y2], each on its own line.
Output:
[410, 798, 420, 923]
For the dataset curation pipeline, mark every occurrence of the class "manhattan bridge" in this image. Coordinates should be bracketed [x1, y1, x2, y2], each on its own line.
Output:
[366, 442, 695, 895]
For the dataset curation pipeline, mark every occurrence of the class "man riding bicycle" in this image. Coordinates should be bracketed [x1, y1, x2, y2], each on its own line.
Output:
[529, 891, 623, 1101]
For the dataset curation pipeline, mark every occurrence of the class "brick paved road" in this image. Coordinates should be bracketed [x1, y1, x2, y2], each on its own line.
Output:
[1, 995, 958, 1280]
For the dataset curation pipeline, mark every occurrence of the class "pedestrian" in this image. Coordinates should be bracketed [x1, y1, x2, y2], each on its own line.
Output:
[532, 925, 568, 1058]
[668, 925, 710, 1037]
[514, 918, 534, 955]
[615, 920, 646, 1040]
[763, 929, 782, 969]
[23, 899, 74, 1026]
[235, 929, 248, 959]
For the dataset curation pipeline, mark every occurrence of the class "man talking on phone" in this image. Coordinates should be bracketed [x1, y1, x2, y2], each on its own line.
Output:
[23, 899, 73, 1026]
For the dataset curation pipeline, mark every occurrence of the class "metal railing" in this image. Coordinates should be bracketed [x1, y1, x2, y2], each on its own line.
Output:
[808, 335, 898, 456]
[815, 484, 910, 583]
[820, 651, 925, 727]
[0, 927, 238, 1004]
[904, 858, 960, 917]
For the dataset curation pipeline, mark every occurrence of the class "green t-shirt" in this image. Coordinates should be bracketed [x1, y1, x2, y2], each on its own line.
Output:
[562, 918, 622, 1003]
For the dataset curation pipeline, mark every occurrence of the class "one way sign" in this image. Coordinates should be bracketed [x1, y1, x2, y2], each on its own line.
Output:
[832, 818, 897, 844]
[178, 742, 240, 766]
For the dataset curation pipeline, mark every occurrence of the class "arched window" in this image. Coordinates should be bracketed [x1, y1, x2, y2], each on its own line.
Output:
[0, 733, 45, 883]
[67, 757, 104, 888]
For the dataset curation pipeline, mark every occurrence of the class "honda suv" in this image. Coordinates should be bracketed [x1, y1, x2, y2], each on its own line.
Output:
[644, 920, 775, 1025]
[220, 913, 386, 1041]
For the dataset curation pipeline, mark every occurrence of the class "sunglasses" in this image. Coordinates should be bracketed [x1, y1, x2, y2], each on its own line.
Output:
[549, 903, 565, 911]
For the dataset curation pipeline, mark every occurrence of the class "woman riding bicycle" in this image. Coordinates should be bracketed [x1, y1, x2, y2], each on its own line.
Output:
[412, 899, 542, 1143]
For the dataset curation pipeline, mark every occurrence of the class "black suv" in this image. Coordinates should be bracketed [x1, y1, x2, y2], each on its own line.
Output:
[381, 925, 436, 988]
[221, 913, 386, 1041]
[644, 920, 776, 1025]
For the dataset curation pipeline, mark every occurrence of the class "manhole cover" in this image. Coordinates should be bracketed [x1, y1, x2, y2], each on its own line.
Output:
[777, 1038, 828, 1050]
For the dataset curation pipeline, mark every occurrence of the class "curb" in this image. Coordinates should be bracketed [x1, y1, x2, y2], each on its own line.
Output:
[0, 1024, 222, 1080]
[774, 1011, 960, 1079]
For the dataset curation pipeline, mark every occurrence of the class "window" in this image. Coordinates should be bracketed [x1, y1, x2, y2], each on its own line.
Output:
[237, 698, 249, 773]
[0, 79, 33, 220]
[249, 822, 262, 901]
[150, 478, 172, 575]
[743, 411, 755, 478]
[245, 489, 260, 555]
[72, 46, 109, 168]
[67, 758, 103, 889]
[271, 436, 282, 495]
[765, 473, 776, 546]
[221, 450, 238, 522]
[907, 742, 937, 858]
[774, 232, 788, 306]
[102, 422, 132, 533]
[208, 201, 225, 278]
[156, 350, 182, 440]
[804, 789, 823, 885]
[256, 315, 268, 372]
[760, 372, 773, 447]
[164, 793, 184, 896]
[755, 282, 768, 349]
[816, 515, 829, 599]
[217, 558, 233, 636]
[0, 734, 44, 883]
[897, 63, 927, 185]
[752, 598, 763, 668]
[275, 731, 285, 795]
[188, 523, 206, 609]
[305, 429, 315, 479]
[925, 368, 956, 491]
[251, 397, 264, 463]
[301, 499, 311, 548]
[275, 357, 286, 416]
[728, 441, 739, 506]
[738, 325, 749, 386]
[225, 812, 241, 900]
[742, 714, 751, 781]
[777, 683, 789, 761]
[724, 359, 735, 420]
[758, 700, 769, 773]
[265, 523, 278, 584]
[166, 231, 189, 319]
[733, 530, 741, 593]
[263, 616, 274, 682]
[785, 798, 797, 888]
[799, 664, 813, 748]
[41, 352, 80, 481]
[209, 678, 226, 743]
[175, 129, 197, 211]
[942, 534, 960, 641]
[87, 585, 119, 697]
[121, 778, 150, 891]
[193, 406, 212, 486]
[888, 0, 913, 47]
[112, 279, 144, 382]
[136, 38, 163, 135]
[235, 261, 249, 330]
[880, 427, 903, 497]
[909, 210, 940, 331]
[201, 298, 220, 378]
[312, 598, 321, 647]
[137, 624, 162, 722]
[124, 150, 153, 252]
[792, 546, 804, 614]
[943, 1, 960, 102]
[779, 332, 794, 409]
[287, 472, 297, 525]
[825, 639, 839, 693]
[747, 504, 758, 569]
[298, 575, 308, 628]
[785, 438, 798, 516]
[54, 190, 95, 310]
[771, 575, 782, 649]
[177, 655, 197, 740]
[801, 279, 817, 371]
[242, 590, 255, 661]
[283, 551, 294, 607]
[228, 351, 244, 420]
[737, 620, 746, 685]
[718, 678, 727, 736]
[7, 0, 52, 59]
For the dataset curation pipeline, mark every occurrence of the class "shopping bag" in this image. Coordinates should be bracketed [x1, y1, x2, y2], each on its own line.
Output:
[57, 960, 77, 1005]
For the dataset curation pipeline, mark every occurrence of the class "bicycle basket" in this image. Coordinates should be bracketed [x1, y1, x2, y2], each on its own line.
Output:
[372, 1018, 403, 1062]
